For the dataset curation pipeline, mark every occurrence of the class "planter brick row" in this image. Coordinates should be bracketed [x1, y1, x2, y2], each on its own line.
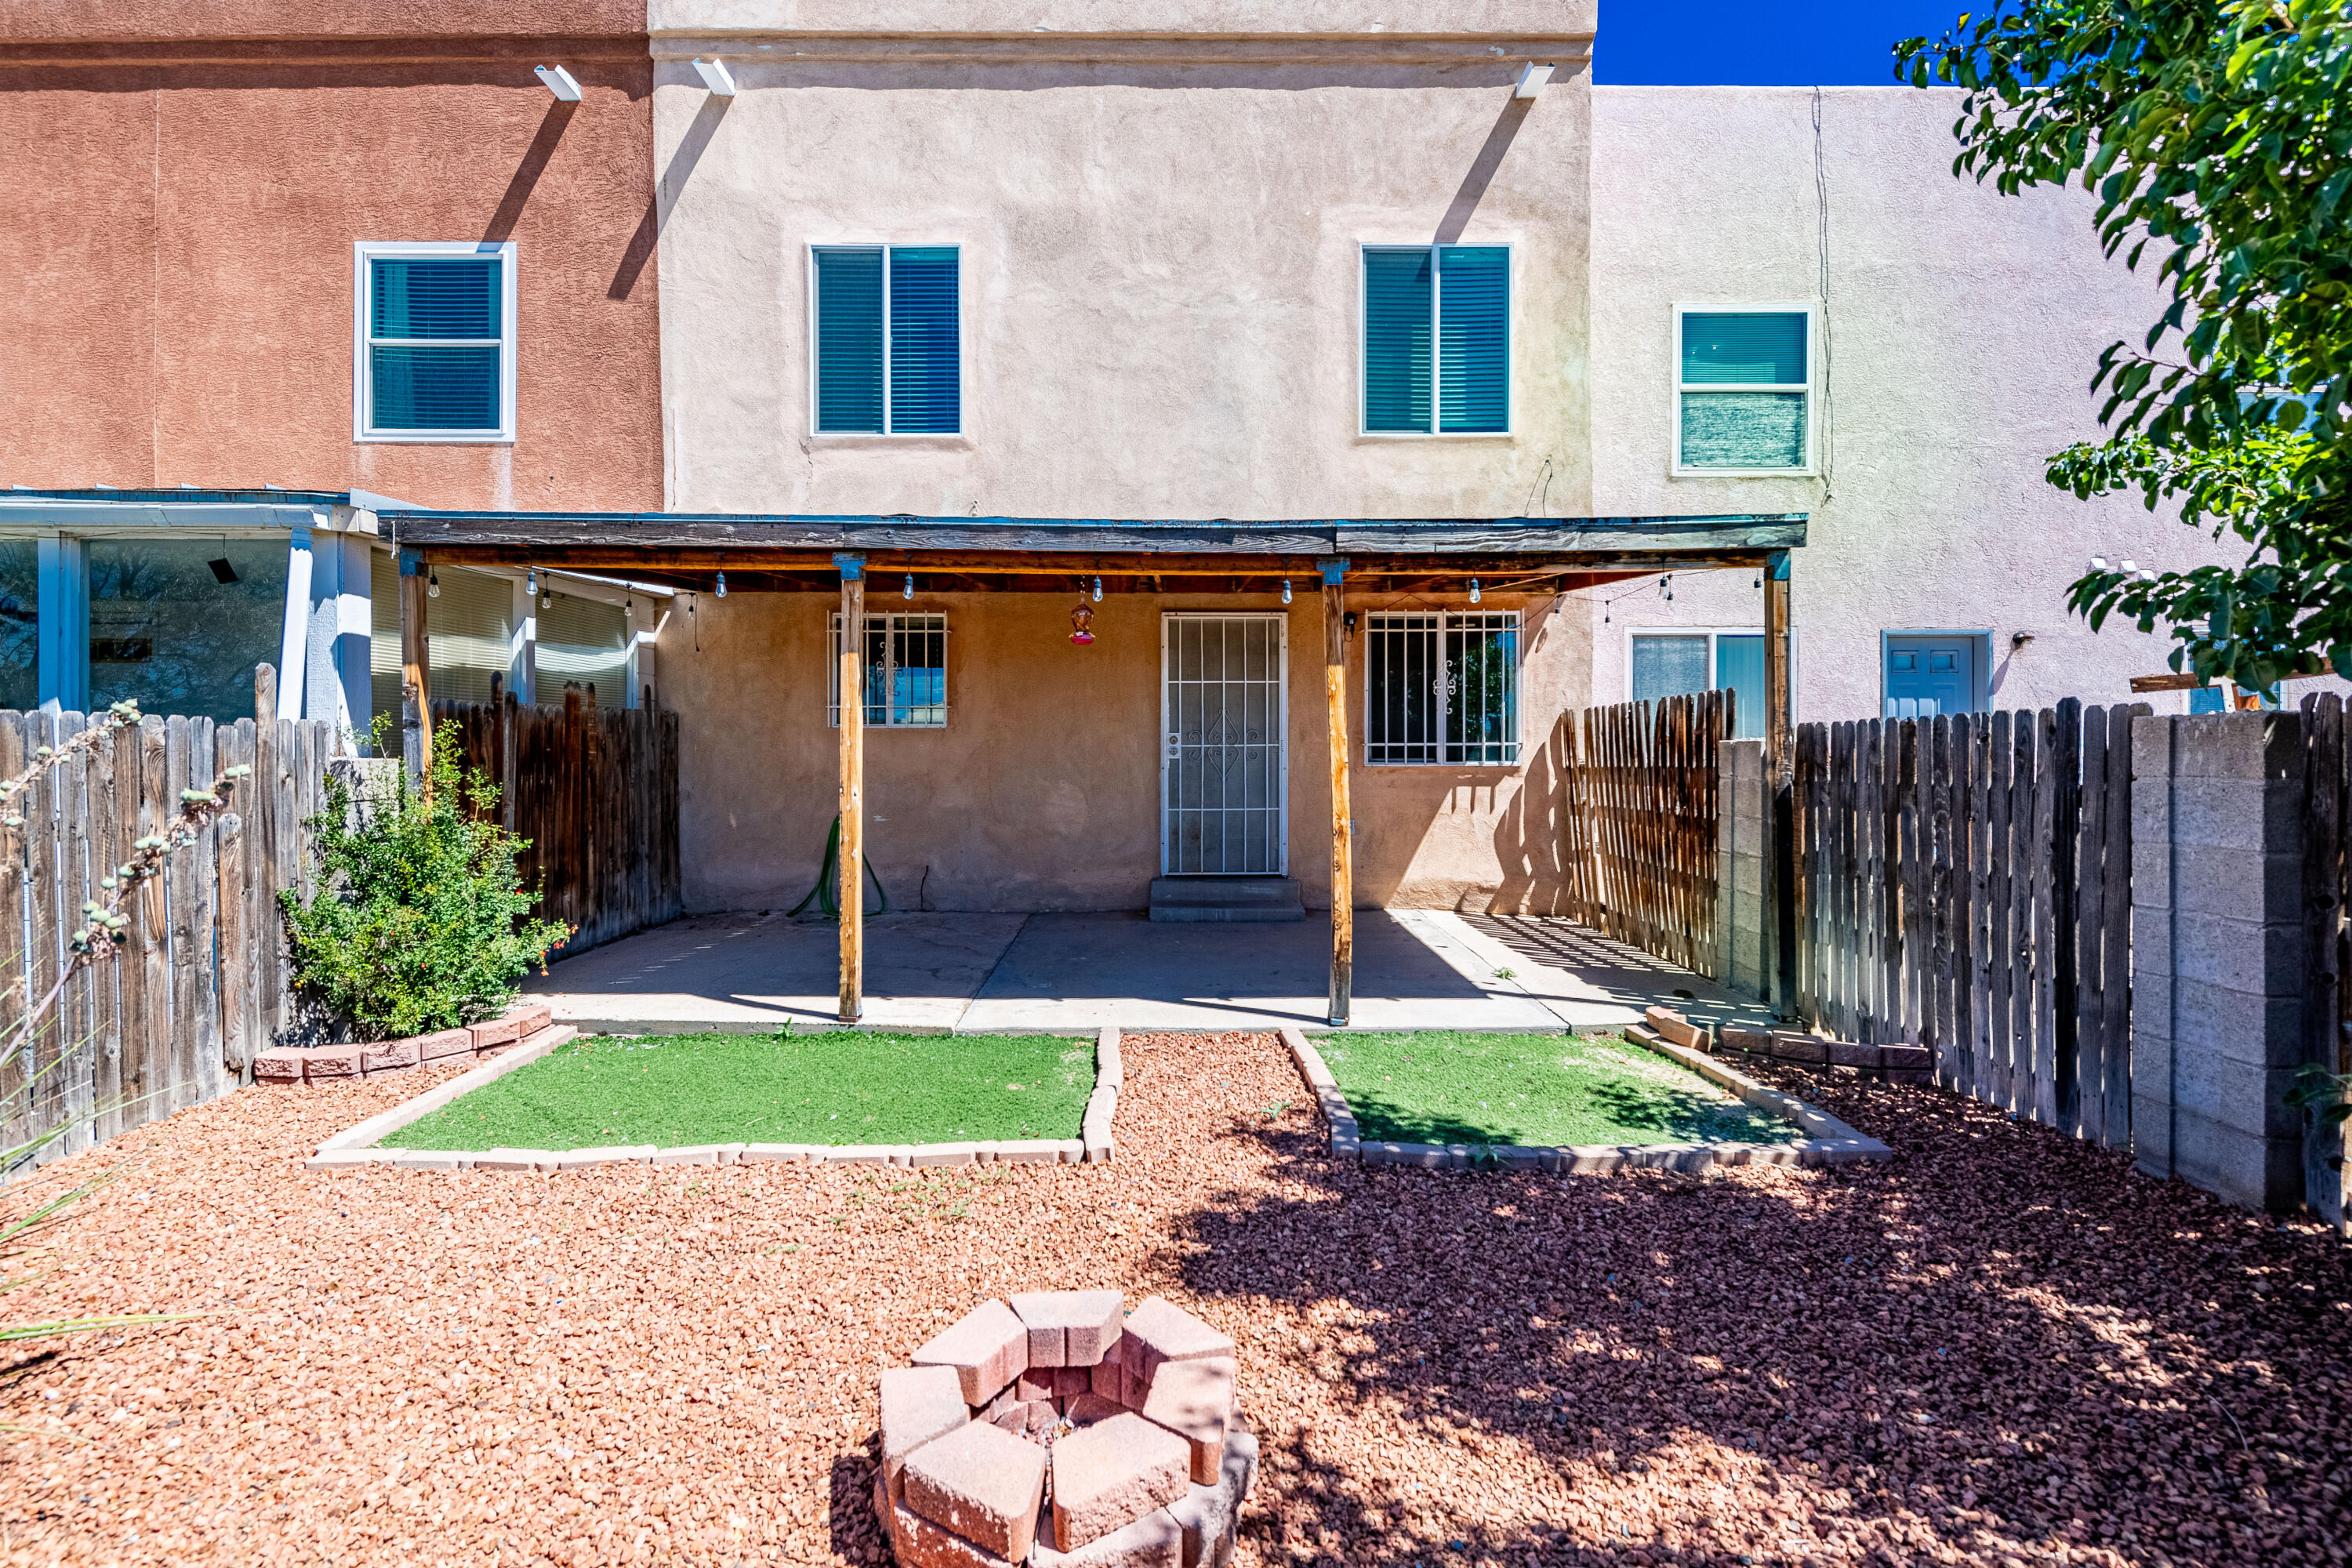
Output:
[307, 1025, 1124, 1176]
[1280, 1024, 1893, 1175]
[1642, 1005, 1935, 1083]
[257, 1003, 555, 1085]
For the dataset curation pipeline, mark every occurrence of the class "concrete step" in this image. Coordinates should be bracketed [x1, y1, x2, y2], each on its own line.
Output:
[1148, 877, 1306, 923]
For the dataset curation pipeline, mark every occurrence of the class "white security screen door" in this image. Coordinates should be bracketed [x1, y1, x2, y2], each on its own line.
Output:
[1161, 615, 1288, 875]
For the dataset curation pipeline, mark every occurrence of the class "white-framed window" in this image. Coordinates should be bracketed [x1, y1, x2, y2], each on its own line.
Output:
[829, 612, 949, 727]
[1673, 305, 1813, 474]
[1363, 610, 1520, 765]
[1628, 628, 1769, 739]
[810, 245, 961, 435]
[353, 241, 517, 442]
[1362, 245, 1511, 435]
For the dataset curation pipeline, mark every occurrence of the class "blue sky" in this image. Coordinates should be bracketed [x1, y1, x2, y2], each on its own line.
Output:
[1594, 2, 1969, 86]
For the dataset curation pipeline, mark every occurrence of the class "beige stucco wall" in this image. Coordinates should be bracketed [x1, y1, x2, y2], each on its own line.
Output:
[663, 587, 1585, 914]
[1587, 85, 2259, 721]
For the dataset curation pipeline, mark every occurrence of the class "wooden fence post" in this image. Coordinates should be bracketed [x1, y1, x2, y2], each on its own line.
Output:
[1323, 559, 1353, 1027]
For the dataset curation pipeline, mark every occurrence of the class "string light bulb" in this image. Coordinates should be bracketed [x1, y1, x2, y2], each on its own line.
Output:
[903, 573, 915, 601]
[525, 567, 539, 597]
[1469, 579, 1481, 605]
[714, 570, 728, 599]
[1091, 576, 1103, 603]
[1281, 579, 1293, 605]
[426, 569, 441, 600]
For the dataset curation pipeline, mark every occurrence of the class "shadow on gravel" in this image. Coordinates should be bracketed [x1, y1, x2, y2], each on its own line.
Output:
[1167, 1062, 2352, 1568]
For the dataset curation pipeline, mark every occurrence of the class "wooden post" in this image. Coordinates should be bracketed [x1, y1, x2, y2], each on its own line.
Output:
[1321, 558, 1352, 1027]
[397, 547, 432, 797]
[836, 553, 866, 1024]
[1762, 550, 1795, 1015]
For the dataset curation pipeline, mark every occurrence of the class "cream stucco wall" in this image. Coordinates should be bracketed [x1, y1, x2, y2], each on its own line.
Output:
[1588, 85, 2256, 722]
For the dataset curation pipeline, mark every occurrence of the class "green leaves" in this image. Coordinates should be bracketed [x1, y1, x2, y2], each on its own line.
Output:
[1900, 2, 2352, 689]
[281, 720, 569, 1040]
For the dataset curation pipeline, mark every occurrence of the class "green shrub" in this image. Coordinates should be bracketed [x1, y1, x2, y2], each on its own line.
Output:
[283, 720, 570, 1040]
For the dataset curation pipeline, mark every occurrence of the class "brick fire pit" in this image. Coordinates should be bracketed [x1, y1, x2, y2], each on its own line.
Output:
[877, 1292, 1258, 1567]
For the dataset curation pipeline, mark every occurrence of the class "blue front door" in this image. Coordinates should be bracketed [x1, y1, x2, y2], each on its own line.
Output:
[1885, 635, 1975, 718]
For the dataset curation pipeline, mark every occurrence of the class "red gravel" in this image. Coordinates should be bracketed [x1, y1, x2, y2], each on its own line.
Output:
[3, 1031, 2347, 1567]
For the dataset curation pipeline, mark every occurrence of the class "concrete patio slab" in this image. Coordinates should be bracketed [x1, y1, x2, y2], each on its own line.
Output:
[524, 907, 1777, 1038]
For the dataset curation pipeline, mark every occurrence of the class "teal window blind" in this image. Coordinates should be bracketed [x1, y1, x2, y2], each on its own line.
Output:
[1363, 245, 1508, 434]
[364, 254, 506, 434]
[815, 245, 960, 434]
[1676, 310, 1809, 470]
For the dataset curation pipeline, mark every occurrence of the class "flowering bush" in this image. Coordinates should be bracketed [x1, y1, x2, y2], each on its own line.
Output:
[282, 720, 569, 1040]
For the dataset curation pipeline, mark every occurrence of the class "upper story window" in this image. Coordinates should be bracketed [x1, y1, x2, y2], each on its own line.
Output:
[1363, 245, 1509, 435]
[1675, 307, 1812, 473]
[354, 241, 516, 442]
[1363, 610, 1520, 765]
[813, 245, 961, 435]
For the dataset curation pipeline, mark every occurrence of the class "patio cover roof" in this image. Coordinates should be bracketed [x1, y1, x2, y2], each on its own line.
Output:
[383, 509, 1807, 593]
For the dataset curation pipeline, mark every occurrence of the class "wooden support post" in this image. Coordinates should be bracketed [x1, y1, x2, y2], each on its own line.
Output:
[1763, 550, 1795, 1016]
[1321, 558, 1352, 1027]
[397, 547, 432, 797]
[836, 553, 866, 1024]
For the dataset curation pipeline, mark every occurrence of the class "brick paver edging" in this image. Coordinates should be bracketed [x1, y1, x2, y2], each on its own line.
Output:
[306, 1025, 1125, 1175]
[1278, 1025, 1893, 1174]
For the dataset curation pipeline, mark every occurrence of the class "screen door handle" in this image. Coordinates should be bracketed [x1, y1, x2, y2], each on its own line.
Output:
[1165, 731, 1182, 760]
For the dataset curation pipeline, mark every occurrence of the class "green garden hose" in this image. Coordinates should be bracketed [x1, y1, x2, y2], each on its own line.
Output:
[786, 815, 888, 919]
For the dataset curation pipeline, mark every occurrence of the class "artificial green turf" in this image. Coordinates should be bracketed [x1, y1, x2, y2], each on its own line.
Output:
[1316, 1030, 1799, 1149]
[384, 1030, 1096, 1151]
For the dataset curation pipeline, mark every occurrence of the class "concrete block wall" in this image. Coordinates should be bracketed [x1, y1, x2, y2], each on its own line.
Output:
[2131, 713, 2311, 1212]
[1717, 740, 1767, 996]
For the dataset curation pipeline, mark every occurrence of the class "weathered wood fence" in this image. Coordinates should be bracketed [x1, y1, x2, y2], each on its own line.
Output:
[430, 691, 681, 956]
[1553, 691, 1733, 977]
[1, 672, 340, 1163]
[2297, 694, 2352, 1229]
[1789, 701, 2149, 1145]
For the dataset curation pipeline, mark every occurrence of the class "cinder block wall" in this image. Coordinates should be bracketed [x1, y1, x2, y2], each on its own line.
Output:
[2131, 713, 2310, 1211]
[1717, 740, 1767, 996]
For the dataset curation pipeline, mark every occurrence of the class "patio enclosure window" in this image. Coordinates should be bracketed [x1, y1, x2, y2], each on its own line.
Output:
[89, 539, 289, 724]
[371, 555, 515, 715]
[1676, 310, 1810, 471]
[1363, 245, 1509, 434]
[0, 542, 33, 710]
[1363, 611, 1520, 764]
[539, 592, 630, 710]
[814, 245, 960, 434]
[355, 243, 516, 441]
[829, 613, 948, 728]
[1629, 630, 1766, 740]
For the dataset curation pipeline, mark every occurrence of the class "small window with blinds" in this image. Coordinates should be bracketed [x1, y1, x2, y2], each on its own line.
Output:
[812, 245, 960, 435]
[1363, 611, 1520, 765]
[354, 241, 516, 441]
[1675, 307, 1812, 472]
[829, 613, 949, 728]
[369, 555, 518, 722]
[1363, 245, 1509, 435]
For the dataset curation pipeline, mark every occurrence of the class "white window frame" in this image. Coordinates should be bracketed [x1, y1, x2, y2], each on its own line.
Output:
[1624, 625, 1792, 737]
[828, 611, 949, 728]
[1671, 303, 1815, 477]
[353, 241, 517, 444]
[1359, 243, 1515, 439]
[805, 242, 964, 438]
[1361, 608, 1523, 767]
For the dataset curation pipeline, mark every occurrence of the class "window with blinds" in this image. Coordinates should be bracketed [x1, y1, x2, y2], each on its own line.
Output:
[369, 555, 517, 719]
[1363, 245, 1509, 434]
[539, 591, 631, 710]
[814, 245, 960, 434]
[1629, 630, 1767, 740]
[1675, 309, 1810, 471]
[829, 613, 948, 727]
[1364, 611, 1520, 765]
[355, 243, 514, 441]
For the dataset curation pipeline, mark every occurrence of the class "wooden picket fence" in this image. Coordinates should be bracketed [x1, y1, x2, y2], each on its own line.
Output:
[430, 691, 681, 956]
[1, 672, 341, 1163]
[1790, 700, 2148, 1144]
[2296, 692, 2352, 1232]
[1554, 691, 1733, 977]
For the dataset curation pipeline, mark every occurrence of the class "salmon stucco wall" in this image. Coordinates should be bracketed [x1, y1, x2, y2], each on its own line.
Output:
[0, 10, 662, 510]
[660, 587, 1587, 915]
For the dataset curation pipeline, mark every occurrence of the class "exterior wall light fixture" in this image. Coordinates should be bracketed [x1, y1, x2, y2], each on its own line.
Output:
[1514, 62, 1554, 99]
[535, 65, 583, 102]
[692, 58, 738, 96]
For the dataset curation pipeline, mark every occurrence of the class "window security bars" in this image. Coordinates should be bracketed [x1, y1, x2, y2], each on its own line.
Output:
[1365, 612, 1521, 765]
[828, 613, 948, 727]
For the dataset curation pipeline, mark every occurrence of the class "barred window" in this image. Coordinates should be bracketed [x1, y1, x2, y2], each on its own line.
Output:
[829, 613, 948, 727]
[1363, 611, 1519, 765]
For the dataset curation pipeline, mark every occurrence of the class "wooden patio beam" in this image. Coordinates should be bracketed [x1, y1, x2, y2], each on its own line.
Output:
[1322, 557, 1352, 1028]
[1763, 548, 1795, 1014]
[837, 552, 866, 1024]
[397, 547, 432, 797]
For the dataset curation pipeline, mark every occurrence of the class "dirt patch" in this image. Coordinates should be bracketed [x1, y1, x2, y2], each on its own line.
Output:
[2, 1031, 2347, 1566]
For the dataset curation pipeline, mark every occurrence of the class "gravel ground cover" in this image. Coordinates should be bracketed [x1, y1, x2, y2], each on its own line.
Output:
[1319, 1030, 1799, 1149]
[387, 1029, 1095, 1150]
[3, 1030, 2348, 1568]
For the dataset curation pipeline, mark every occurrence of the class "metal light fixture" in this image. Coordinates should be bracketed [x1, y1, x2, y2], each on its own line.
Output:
[1281, 579, 1293, 605]
[1514, 61, 1555, 99]
[1469, 579, 1482, 604]
[691, 57, 737, 96]
[1092, 576, 1103, 603]
[715, 570, 728, 599]
[541, 589, 553, 609]
[2089, 555, 2110, 572]
[535, 65, 583, 101]
[903, 573, 915, 601]
[427, 569, 441, 599]
[207, 557, 240, 585]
